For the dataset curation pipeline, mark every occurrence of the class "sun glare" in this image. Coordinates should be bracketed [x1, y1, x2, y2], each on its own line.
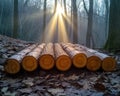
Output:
[56, 4, 64, 15]
[42, 2, 71, 43]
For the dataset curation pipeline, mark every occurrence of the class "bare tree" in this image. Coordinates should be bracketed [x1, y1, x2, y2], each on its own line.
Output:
[104, 0, 109, 37]
[105, 0, 120, 51]
[71, 0, 78, 43]
[63, 0, 67, 15]
[54, 0, 57, 14]
[83, 0, 94, 47]
[43, 0, 47, 31]
[13, 0, 19, 38]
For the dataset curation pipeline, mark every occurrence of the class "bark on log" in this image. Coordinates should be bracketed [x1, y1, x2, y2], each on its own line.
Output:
[74, 44, 116, 71]
[70, 44, 101, 71]
[95, 52, 116, 71]
[22, 43, 45, 72]
[54, 43, 72, 71]
[61, 43, 87, 68]
[39, 43, 55, 70]
[4, 44, 37, 74]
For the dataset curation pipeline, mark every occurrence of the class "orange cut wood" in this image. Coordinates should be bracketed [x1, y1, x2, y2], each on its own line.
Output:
[22, 43, 45, 72]
[87, 56, 101, 71]
[4, 44, 37, 74]
[4, 56, 21, 74]
[55, 43, 72, 71]
[39, 43, 55, 70]
[71, 44, 102, 71]
[95, 52, 116, 71]
[61, 43, 87, 68]
[74, 43, 116, 71]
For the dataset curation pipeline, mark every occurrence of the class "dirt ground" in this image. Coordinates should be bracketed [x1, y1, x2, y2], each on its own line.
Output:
[0, 35, 120, 96]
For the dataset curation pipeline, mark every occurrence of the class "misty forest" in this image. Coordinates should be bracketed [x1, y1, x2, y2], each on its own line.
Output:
[0, 0, 120, 50]
[0, 0, 120, 96]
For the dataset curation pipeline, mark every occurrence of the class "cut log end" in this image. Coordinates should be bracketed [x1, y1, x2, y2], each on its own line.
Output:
[73, 53, 87, 68]
[39, 55, 55, 70]
[102, 57, 116, 72]
[87, 56, 102, 71]
[22, 56, 37, 72]
[56, 55, 72, 71]
[4, 59, 20, 74]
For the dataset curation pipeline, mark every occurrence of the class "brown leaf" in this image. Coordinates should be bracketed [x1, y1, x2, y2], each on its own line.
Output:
[94, 83, 106, 92]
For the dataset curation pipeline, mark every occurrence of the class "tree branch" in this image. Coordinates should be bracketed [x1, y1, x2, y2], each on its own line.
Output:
[82, 0, 89, 15]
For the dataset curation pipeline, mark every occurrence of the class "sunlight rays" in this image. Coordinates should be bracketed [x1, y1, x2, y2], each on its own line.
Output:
[43, 13, 58, 43]
[42, 3, 72, 43]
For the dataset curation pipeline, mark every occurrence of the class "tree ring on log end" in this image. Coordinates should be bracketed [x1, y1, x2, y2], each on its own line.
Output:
[73, 53, 87, 68]
[87, 56, 101, 71]
[39, 54, 55, 70]
[22, 56, 37, 72]
[102, 57, 116, 72]
[4, 59, 20, 74]
[56, 55, 72, 71]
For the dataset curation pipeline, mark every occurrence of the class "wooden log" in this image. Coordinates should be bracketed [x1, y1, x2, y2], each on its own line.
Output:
[4, 44, 37, 74]
[54, 43, 72, 71]
[95, 52, 116, 71]
[74, 44, 116, 71]
[61, 43, 87, 68]
[22, 43, 45, 72]
[70, 44, 101, 71]
[86, 53, 102, 71]
[39, 43, 55, 70]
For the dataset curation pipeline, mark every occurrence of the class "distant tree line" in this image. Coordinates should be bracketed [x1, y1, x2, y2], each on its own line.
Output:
[0, 0, 120, 50]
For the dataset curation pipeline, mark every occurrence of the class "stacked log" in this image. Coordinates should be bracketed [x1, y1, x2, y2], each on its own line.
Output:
[54, 43, 72, 71]
[4, 44, 37, 74]
[75, 44, 116, 71]
[95, 52, 116, 71]
[4, 43, 117, 73]
[22, 43, 45, 72]
[39, 43, 55, 70]
[69, 44, 101, 71]
[61, 43, 87, 68]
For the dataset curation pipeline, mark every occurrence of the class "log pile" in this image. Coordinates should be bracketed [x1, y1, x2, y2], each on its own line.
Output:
[55, 43, 72, 71]
[22, 43, 45, 72]
[61, 43, 87, 69]
[74, 44, 116, 71]
[4, 44, 37, 74]
[4, 43, 117, 74]
[39, 43, 55, 70]
[68, 44, 102, 71]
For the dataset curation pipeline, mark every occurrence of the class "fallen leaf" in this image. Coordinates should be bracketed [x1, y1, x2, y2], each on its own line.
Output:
[18, 88, 32, 93]
[1, 87, 8, 93]
[64, 74, 79, 81]
[47, 88, 64, 95]
[94, 83, 106, 92]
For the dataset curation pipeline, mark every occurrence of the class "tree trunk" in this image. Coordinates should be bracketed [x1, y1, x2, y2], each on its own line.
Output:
[54, 43, 72, 71]
[104, 0, 109, 38]
[13, 0, 19, 38]
[86, 0, 94, 48]
[71, 0, 78, 43]
[43, 0, 47, 31]
[39, 43, 55, 70]
[63, 0, 67, 15]
[22, 43, 45, 72]
[61, 43, 87, 68]
[4, 44, 37, 74]
[54, 0, 57, 14]
[0, 1, 4, 34]
[63, 0, 68, 41]
[42, 0, 47, 42]
[105, 0, 120, 51]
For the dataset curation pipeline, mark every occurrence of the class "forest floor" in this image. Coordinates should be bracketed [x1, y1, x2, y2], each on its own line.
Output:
[0, 35, 120, 96]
